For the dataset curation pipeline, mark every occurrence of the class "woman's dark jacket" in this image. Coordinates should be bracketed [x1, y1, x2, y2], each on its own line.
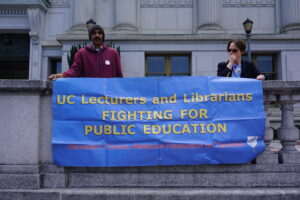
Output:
[217, 59, 260, 79]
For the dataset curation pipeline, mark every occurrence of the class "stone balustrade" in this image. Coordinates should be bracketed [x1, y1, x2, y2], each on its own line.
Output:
[262, 81, 300, 164]
[0, 79, 299, 196]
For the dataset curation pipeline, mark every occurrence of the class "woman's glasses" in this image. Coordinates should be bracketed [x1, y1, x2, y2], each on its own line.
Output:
[227, 49, 239, 53]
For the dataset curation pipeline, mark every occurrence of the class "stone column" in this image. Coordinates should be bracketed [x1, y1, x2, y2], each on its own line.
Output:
[72, 0, 95, 31]
[28, 8, 42, 80]
[196, 0, 223, 32]
[256, 94, 278, 164]
[277, 94, 300, 163]
[114, 0, 138, 32]
[280, 0, 300, 33]
[61, 45, 71, 73]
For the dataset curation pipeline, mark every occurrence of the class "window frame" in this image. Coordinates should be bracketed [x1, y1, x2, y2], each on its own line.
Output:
[0, 33, 30, 79]
[49, 58, 62, 75]
[252, 53, 277, 80]
[145, 53, 191, 77]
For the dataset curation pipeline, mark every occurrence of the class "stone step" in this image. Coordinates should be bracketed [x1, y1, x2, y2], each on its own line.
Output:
[1, 164, 300, 189]
[41, 164, 300, 188]
[53, 172, 300, 188]
[2, 171, 299, 189]
[0, 188, 300, 200]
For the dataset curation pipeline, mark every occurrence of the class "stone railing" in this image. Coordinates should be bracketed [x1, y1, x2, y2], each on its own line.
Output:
[0, 80, 299, 194]
[261, 81, 300, 164]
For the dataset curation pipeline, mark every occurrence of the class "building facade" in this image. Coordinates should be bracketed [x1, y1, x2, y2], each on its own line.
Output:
[0, 0, 300, 80]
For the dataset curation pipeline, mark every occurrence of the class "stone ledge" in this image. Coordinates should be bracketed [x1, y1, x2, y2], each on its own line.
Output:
[0, 0, 50, 10]
[56, 32, 300, 42]
[0, 80, 300, 95]
[0, 165, 39, 174]
[263, 81, 300, 94]
[0, 80, 51, 94]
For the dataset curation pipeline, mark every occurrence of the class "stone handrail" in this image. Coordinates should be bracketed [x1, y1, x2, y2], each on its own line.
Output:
[0, 79, 51, 94]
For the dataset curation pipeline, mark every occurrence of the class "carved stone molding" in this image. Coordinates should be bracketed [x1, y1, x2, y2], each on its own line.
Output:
[280, 0, 300, 33]
[28, 8, 42, 37]
[49, 0, 70, 7]
[223, 0, 275, 7]
[71, 0, 94, 31]
[0, 8, 27, 15]
[141, 0, 193, 8]
[197, 0, 223, 32]
[114, 0, 138, 32]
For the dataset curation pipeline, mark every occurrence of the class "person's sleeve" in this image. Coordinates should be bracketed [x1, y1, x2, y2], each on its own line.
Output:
[63, 50, 84, 77]
[250, 62, 260, 78]
[115, 50, 123, 77]
[217, 62, 231, 77]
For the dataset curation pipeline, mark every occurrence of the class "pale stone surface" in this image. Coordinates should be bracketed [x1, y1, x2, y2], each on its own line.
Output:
[193, 51, 226, 76]
[121, 52, 145, 77]
[39, 95, 53, 163]
[0, 95, 40, 164]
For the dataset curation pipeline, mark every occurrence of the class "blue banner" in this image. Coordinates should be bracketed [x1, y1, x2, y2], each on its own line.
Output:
[52, 76, 265, 167]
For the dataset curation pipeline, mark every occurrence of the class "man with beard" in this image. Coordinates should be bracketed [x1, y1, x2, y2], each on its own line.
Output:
[49, 24, 123, 80]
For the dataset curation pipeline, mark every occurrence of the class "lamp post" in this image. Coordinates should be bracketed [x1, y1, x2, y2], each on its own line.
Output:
[243, 18, 253, 62]
[86, 18, 96, 30]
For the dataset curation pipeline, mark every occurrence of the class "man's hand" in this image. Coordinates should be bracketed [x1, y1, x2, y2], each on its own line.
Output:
[49, 73, 64, 80]
[256, 74, 265, 80]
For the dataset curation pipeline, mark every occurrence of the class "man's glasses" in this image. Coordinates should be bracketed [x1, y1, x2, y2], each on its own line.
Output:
[227, 49, 239, 53]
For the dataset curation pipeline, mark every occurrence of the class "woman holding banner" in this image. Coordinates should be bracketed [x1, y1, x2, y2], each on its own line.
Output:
[217, 39, 265, 80]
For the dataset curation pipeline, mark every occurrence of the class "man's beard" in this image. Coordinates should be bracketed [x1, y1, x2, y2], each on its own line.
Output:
[93, 37, 102, 42]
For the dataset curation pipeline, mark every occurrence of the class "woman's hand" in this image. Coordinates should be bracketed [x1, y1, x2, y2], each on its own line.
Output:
[227, 55, 239, 70]
[256, 74, 265, 80]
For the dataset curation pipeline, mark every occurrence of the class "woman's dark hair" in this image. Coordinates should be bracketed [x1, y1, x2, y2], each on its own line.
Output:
[227, 39, 246, 54]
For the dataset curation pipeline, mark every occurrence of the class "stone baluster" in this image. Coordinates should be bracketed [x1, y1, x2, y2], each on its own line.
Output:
[196, 0, 223, 32]
[114, 0, 138, 32]
[277, 94, 300, 163]
[72, 0, 95, 31]
[256, 94, 278, 164]
[280, 0, 300, 33]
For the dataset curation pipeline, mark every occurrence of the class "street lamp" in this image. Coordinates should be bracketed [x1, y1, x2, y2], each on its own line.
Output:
[86, 18, 96, 30]
[243, 18, 253, 62]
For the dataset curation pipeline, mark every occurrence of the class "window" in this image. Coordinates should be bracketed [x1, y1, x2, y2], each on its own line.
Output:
[50, 58, 62, 75]
[252, 55, 277, 80]
[145, 54, 191, 77]
[243, 54, 277, 80]
[0, 34, 29, 79]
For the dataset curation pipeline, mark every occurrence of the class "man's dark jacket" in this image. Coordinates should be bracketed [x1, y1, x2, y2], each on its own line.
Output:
[217, 59, 260, 79]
